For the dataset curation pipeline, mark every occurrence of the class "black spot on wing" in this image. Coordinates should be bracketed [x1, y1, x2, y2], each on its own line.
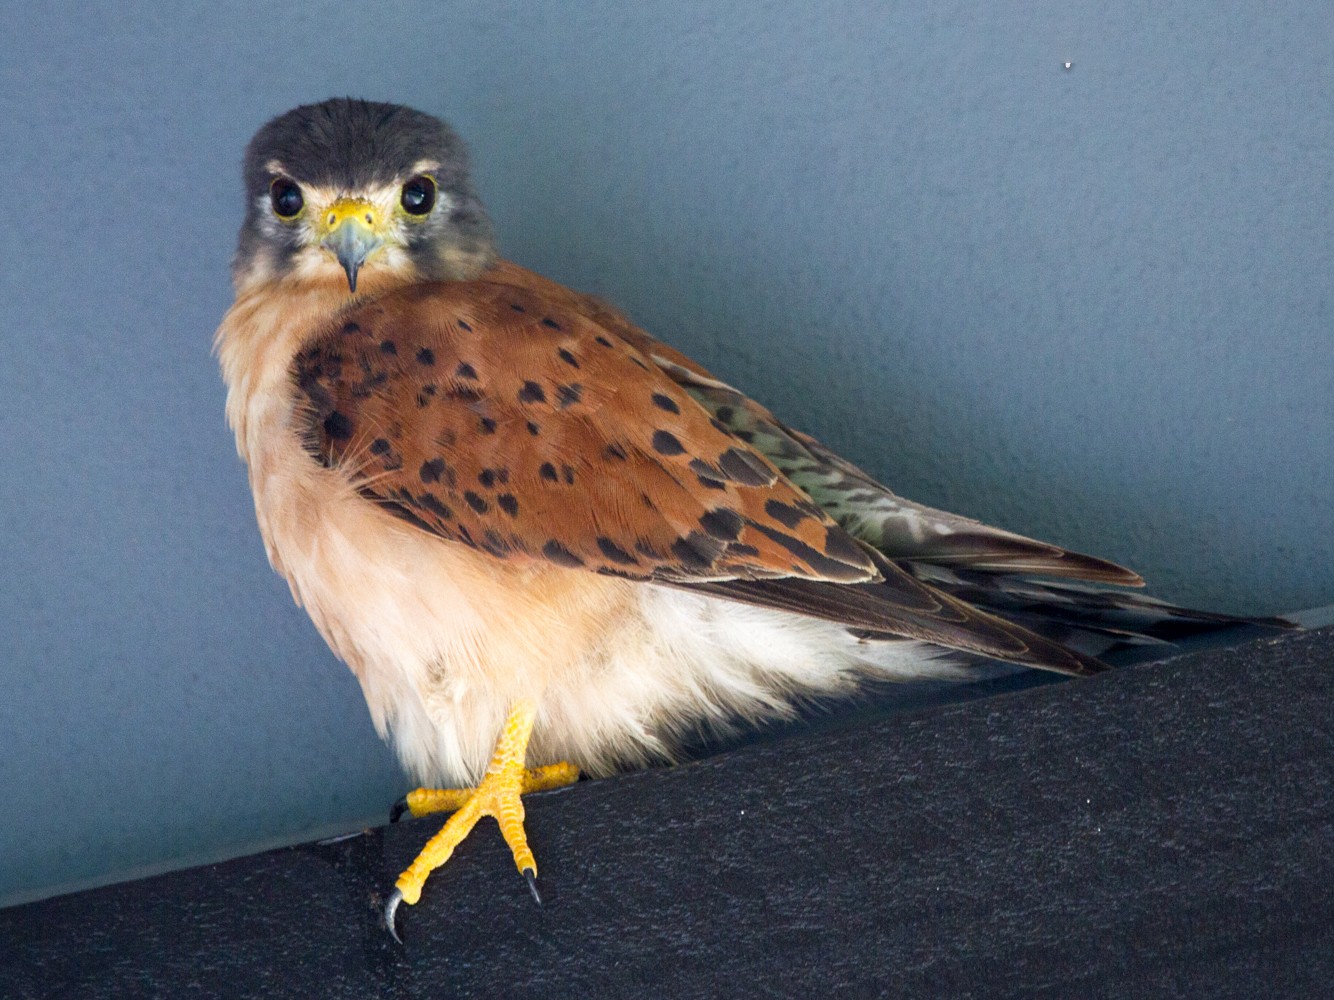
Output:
[821, 527, 872, 567]
[651, 393, 680, 414]
[449, 385, 483, 403]
[542, 540, 584, 568]
[481, 530, 512, 557]
[671, 532, 725, 571]
[417, 492, 452, 519]
[324, 411, 353, 440]
[699, 508, 744, 541]
[652, 430, 685, 456]
[764, 499, 810, 529]
[597, 537, 638, 565]
[749, 523, 872, 582]
[634, 539, 664, 559]
[718, 448, 775, 486]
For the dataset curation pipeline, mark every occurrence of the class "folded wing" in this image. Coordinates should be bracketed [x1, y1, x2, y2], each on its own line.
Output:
[292, 263, 1162, 677]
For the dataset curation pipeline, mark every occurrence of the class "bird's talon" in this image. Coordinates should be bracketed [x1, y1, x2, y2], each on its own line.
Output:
[384, 888, 405, 944]
[389, 796, 410, 824]
[524, 867, 542, 906]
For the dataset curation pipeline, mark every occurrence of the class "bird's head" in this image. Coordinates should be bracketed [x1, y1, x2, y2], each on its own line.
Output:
[232, 98, 496, 294]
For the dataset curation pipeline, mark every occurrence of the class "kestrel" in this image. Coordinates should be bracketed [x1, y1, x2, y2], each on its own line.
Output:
[217, 99, 1282, 938]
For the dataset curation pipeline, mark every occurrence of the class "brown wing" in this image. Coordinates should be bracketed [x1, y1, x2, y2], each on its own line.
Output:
[292, 263, 1109, 675]
[292, 277, 879, 584]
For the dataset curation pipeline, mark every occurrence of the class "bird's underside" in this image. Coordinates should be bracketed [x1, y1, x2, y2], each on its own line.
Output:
[219, 98, 1289, 937]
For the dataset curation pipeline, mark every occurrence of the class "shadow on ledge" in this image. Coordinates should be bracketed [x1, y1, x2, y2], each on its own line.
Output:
[2, 627, 1331, 998]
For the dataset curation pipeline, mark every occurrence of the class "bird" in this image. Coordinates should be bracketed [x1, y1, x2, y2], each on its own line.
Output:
[216, 98, 1287, 939]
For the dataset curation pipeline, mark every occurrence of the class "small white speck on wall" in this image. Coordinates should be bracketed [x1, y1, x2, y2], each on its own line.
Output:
[1063, 61, 1074, 71]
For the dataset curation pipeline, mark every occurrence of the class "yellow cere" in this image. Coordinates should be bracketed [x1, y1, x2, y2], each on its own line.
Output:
[320, 197, 386, 237]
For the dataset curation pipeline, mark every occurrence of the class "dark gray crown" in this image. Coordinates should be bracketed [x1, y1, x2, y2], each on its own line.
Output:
[243, 99, 474, 192]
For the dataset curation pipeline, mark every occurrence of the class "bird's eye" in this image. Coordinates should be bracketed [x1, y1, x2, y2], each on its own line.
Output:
[400, 175, 436, 216]
[269, 177, 304, 219]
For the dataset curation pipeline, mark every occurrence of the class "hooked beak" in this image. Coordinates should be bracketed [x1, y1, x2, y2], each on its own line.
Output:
[319, 199, 387, 292]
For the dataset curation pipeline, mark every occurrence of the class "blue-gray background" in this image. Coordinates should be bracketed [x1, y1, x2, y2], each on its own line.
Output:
[1, 2, 1330, 905]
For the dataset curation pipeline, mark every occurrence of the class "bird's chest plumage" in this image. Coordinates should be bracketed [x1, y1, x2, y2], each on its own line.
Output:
[216, 281, 652, 780]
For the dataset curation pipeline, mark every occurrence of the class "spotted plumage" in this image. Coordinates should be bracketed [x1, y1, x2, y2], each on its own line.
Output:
[292, 267, 886, 587]
[217, 99, 1290, 930]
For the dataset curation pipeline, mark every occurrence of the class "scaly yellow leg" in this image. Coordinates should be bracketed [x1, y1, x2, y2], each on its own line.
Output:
[384, 701, 579, 940]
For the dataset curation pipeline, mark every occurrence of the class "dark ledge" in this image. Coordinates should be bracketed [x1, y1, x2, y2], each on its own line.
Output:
[2, 627, 1331, 999]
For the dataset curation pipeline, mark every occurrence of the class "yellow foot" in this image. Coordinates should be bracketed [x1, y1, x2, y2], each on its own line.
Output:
[389, 763, 579, 823]
[383, 701, 579, 942]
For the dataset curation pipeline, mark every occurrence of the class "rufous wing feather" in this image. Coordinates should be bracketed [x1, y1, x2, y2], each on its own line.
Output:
[292, 277, 879, 584]
[291, 263, 1112, 676]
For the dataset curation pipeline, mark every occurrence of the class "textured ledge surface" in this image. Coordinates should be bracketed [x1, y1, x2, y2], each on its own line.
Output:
[2, 626, 1331, 999]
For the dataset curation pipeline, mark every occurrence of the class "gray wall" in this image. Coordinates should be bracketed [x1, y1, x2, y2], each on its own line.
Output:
[1, 2, 1329, 904]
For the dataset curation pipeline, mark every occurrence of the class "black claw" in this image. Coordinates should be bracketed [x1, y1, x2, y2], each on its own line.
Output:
[389, 797, 409, 824]
[523, 868, 542, 906]
[384, 889, 405, 944]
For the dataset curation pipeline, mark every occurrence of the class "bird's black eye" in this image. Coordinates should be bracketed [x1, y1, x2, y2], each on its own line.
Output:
[269, 178, 304, 219]
[400, 175, 436, 216]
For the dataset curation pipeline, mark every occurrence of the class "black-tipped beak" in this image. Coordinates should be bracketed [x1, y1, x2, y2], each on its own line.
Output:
[319, 199, 386, 292]
[322, 218, 382, 292]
